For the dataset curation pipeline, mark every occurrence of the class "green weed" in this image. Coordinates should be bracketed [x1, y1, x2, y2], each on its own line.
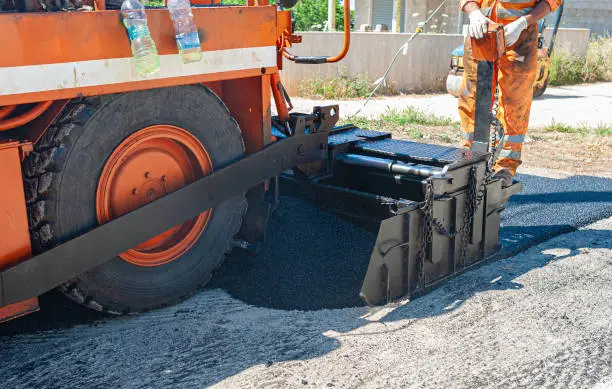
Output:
[549, 35, 612, 86]
[543, 121, 611, 136]
[298, 72, 397, 99]
[380, 107, 455, 127]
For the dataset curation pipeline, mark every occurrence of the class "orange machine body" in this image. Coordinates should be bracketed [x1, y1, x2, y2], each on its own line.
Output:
[0, 142, 39, 321]
[470, 23, 506, 62]
[0, 3, 296, 321]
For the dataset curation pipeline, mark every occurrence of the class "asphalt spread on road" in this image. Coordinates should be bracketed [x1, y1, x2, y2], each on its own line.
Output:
[0, 173, 610, 335]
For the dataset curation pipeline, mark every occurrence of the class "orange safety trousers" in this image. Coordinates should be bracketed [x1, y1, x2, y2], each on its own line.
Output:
[458, 25, 539, 175]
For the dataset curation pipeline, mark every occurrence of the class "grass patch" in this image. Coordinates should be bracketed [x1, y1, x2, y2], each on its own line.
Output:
[595, 124, 612, 137]
[341, 107, 460, 143]
[380, 107, 455, 127]
[346, 107, 456, 129]
[298, 72, 397, 99]
[543, 121, 612, 136]
[544, 121, 588, 134]
[549, 35, 612, 86]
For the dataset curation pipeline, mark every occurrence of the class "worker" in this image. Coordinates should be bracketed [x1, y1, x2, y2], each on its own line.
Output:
[458, 0, 562, 186]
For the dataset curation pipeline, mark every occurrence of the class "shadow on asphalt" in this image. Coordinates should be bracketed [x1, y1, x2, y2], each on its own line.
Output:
[0, 171, 610, 388]
[209, 173, 611, 311]
[1, 173, 610, 338]
[0, 290, 109, 337]
[536, 94, 584, 100]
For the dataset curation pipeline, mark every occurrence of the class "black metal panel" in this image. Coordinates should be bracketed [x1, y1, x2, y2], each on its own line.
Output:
[356, 138, 488, 168]
[359, 177, 523, 306]
[328, 127, 390, 146]
[473, 60, 495, 151]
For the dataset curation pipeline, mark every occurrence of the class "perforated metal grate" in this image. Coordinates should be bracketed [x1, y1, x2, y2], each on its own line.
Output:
[355, 139, 489, 167]
[328, 128, 390, 146]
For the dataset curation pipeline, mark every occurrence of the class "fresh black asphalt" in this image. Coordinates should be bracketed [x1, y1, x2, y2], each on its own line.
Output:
[210, 173, 612, 310]
[0, 173, 610, 335]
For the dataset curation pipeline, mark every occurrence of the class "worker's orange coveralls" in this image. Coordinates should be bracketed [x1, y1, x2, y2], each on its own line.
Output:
[458, 0, 562, 175]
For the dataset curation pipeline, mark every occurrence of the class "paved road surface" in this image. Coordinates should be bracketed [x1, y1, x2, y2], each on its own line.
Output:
[290, 82, 612, 128]
[0, 171, 610, 388]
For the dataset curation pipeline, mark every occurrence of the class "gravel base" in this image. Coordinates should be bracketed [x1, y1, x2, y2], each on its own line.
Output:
[213, 217, 612, 389]
[0, 168, 609, 388]
[0, 218, 609, 389]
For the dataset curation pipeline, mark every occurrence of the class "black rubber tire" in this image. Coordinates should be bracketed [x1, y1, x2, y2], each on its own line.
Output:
[23, 86, 247, 314]
[533, 78, 548, 99]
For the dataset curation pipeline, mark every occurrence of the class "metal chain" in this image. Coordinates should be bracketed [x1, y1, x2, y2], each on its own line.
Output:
[459, 166, 479, 266]
[417, 180, 434, 289]
[488, 85, 504, 177]
[416, 86, 506, 288]
[426, 166, 479, 263]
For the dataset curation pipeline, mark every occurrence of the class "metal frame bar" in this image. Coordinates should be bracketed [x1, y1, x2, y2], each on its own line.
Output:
[0, 131, 328, 307]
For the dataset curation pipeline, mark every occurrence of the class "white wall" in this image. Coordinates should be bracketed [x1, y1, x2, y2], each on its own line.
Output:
[281, 32, 464, 94]
[280, 28, 591, 95]
[543, 28, 591, 58]
[560, 0, 611, 35]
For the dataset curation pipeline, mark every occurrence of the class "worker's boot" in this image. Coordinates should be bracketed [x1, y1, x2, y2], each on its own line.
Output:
[493, 169, 514, 188]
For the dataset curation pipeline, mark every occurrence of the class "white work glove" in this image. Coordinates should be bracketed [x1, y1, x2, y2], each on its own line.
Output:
[468, 9, 493, 39]
[504, 16, 528, 47]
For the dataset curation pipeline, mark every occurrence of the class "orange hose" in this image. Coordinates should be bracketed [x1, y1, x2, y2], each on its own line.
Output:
[0, 105, 17, 121]
[0, 101, 54, 131]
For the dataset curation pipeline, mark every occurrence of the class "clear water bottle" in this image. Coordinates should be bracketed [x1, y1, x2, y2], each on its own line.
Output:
[167, 0, 202, 64]
[121, 0, 161, 76]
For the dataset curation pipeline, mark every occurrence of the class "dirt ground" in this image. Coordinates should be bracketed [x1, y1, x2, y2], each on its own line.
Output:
[521, 130, 612, 178]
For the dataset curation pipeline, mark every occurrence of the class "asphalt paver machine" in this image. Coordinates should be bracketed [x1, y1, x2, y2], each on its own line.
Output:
[0, 0, 520, 322]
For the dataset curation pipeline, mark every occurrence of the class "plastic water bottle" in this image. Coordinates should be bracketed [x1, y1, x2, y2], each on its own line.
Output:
[121, 0, 160, 76]
[167, 0, 202, 63]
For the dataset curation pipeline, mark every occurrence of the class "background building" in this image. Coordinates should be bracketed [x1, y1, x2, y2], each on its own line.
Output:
[354, 0, 611, 35]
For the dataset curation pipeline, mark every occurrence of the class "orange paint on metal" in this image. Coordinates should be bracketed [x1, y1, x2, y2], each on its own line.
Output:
[96, 125, 213, 267]
[471, 23, 506, 62]
[0, 142, 32, 270]
[0, 101, 53, 131]
[261, 74, 272, 146]
[276, 10, 293, 43]
[0, 141, 38, 320]
[21, 100, 70, 144]
[276, 10, 293, 70]
[190, 0, 220, 4]
[0, 297, 39, 323]
[203, 81, 225, 102]
[326, 0, 351, 63]
[0, 7, 276, 67]
[271, 72, 290, 123]
[0, 105, 16, 120]
[282, 0, 350, 63]
[0, 67, 277, 107]
[223, 76, 272, 154]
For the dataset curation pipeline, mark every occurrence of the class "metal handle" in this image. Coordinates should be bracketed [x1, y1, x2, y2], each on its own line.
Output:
[282, 0, 351, 64]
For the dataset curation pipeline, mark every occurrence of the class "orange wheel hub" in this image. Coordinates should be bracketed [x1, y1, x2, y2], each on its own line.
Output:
[96, 125, 213, 267]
